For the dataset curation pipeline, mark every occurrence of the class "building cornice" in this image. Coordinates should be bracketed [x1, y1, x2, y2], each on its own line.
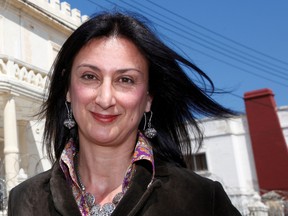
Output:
[6, 0, 89, 35]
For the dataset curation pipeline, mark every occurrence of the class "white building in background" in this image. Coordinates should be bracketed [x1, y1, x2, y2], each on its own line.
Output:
[0, 0, 287, 215]
[190, 116, 258, 215]
[0, 0, 87, 203]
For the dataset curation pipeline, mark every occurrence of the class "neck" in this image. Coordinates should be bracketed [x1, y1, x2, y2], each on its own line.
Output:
[76, 143, 134, 203]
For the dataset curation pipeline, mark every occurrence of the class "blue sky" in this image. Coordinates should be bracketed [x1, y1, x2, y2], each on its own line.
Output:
[65, 0, 288, 112]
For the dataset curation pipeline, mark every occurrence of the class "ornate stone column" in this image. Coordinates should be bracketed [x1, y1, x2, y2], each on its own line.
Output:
[3, 95, 19, 192]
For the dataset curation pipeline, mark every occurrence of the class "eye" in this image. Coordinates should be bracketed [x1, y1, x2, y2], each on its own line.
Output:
[119, 77, 134, 84]
[81, 74, 97, 80]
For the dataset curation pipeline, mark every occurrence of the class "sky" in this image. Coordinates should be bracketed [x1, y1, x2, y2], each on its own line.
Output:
[65, 0, 288, 113]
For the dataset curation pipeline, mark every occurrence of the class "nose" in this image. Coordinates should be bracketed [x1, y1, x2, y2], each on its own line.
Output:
[95, 80, 116, 109]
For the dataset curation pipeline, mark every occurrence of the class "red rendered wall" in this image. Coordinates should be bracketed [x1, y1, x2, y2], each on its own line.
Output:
[244, 88, 288, 192]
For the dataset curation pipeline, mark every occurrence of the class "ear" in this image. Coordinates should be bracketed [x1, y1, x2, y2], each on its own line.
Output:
[145, 94, 153, 112]
[66, 90, 71, 102]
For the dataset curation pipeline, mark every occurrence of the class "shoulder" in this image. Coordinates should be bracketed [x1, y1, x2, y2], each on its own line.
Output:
[156, 160, 214, 189]
[9, 168, 52, 201]
[11, 168, 52, 192]
[8, 168, 54, 216]
[154, 161, 241, 215]
[164, 165, 228, 198]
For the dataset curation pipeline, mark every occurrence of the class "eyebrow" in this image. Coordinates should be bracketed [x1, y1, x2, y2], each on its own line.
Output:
[76, 64, 144, 74]
[76, 64, 99, 71]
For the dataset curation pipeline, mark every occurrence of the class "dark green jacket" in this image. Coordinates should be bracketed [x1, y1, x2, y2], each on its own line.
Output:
[8, 159, 241, 216]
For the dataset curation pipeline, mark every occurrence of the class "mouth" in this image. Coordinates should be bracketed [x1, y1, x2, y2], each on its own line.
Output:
[91, 112, 119, 123]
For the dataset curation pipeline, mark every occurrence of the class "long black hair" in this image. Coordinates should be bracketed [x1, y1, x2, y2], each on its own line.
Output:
[40, 11, 235, 166]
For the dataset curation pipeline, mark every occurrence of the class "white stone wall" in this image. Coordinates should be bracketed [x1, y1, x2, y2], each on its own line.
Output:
[193, 116, 258, 193]
[1, 2, 68, 71]
[0, 0, 86, 195]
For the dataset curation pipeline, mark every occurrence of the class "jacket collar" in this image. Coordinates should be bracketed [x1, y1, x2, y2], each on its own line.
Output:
[49, 160, 158, 216]
[113, 160, 157, 216]
[49, 157, 172, 216]
[114, 159, 174, 216]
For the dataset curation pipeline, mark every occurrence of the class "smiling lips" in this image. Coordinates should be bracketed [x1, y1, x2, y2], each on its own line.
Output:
[91, 112, 119, 123]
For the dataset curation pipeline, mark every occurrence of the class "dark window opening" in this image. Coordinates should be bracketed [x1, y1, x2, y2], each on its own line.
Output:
[185, 153, 208, 171]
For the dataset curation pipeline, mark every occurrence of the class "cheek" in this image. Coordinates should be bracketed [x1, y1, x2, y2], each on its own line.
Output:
[69, 85, 94, 106]
[124, 93, 149, 116]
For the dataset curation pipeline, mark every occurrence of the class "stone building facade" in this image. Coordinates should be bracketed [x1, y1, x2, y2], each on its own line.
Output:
[0, 0, 87, 209]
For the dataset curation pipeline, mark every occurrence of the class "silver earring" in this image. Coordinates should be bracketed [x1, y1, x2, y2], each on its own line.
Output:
[63, 101, 76, 129]
[144, 111, 157, 139]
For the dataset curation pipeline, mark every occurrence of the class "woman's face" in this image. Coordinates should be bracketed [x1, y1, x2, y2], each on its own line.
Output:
[67, 37, 152, 147]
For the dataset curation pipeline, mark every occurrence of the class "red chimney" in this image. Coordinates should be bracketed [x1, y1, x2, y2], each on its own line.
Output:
[244, 88, 288, 193]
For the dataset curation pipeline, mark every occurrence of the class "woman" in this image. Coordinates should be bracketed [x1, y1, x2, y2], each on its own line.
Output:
[8, 12, 241, 216]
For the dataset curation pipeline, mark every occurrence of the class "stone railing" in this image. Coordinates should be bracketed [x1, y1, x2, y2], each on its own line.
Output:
[0, 55, 49, 92]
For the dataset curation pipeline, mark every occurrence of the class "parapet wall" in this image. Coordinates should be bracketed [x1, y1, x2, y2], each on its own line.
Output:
[20, 0, 89, 29]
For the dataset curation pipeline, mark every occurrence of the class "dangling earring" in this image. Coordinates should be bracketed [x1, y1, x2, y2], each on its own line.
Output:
[143, 111, 157, 139]
[63, 101, 76, 129]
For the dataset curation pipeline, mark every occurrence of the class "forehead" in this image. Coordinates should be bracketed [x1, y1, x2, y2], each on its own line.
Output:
[72, 36, 149, 71]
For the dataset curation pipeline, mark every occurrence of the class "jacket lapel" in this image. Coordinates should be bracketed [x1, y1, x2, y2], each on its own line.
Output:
[50, 162, 82, 216]
[112, 161, 156, 216]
